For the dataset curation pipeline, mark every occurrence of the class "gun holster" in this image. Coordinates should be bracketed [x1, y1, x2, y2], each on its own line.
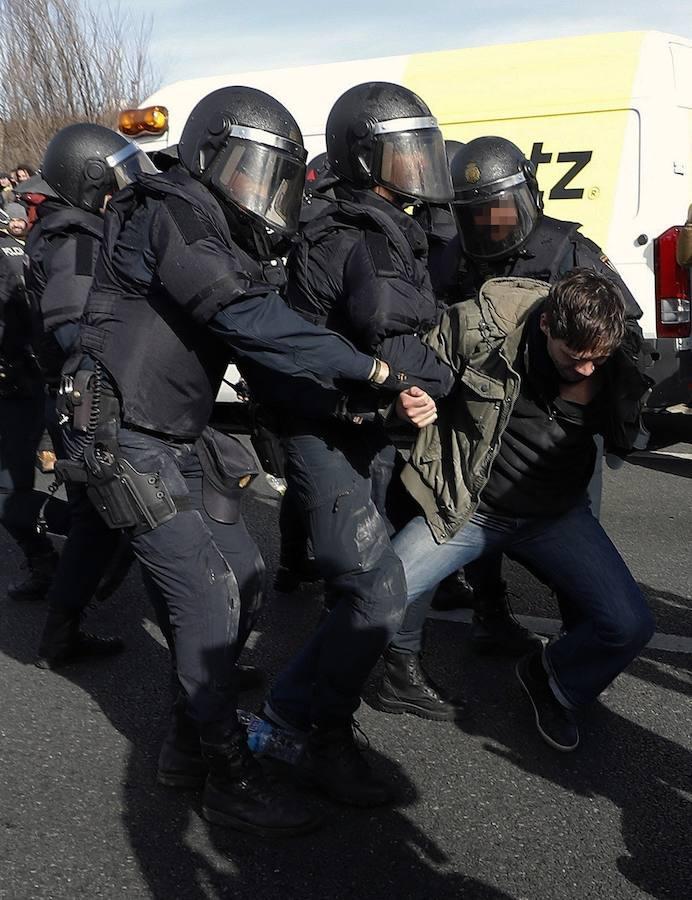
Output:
[195, 426, 258, 524]
[249, 404, 286, 478]
[79, 420, 177, 533]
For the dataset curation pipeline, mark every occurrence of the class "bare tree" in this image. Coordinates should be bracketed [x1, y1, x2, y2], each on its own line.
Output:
[0, 0, 159, 170]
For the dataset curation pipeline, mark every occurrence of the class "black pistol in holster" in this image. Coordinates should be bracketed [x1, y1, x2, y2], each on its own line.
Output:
[81, 420, 177, 534]
[248, 403, 286, 478]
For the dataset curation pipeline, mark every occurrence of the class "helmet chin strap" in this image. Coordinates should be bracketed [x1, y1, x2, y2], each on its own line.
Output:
[219, 200, 285, 260]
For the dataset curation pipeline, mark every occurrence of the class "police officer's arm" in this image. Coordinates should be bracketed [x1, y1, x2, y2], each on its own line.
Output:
[34, 235, 94, 343]
[153, 203, 381, 386]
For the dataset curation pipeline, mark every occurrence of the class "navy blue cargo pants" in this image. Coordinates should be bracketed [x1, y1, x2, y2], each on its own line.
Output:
[268, 419, 408, 729]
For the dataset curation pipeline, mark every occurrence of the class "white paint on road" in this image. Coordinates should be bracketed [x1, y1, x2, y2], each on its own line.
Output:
[427, 608, 692, 654]
[633, 449, 692, 461]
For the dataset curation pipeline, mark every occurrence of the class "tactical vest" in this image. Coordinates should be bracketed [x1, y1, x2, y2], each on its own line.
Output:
[81, 170, 271, 440]
[287, 192, 433, 334]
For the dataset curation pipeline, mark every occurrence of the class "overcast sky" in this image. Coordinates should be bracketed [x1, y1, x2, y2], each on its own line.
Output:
[111, 0, 692, 86]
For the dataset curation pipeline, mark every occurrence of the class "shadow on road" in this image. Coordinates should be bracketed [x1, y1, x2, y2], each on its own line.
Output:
[395, 603, 692, 900]
[0, 516, 519, 900]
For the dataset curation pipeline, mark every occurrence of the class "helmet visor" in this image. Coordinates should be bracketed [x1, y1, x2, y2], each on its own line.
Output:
[452, 181, 538, 260]
[210, 135, 306, 234]
[106, 143, 159, 190]
[372, 122, 453, 203]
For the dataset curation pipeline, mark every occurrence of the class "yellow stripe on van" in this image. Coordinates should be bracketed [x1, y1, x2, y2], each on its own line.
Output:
[403, 32, 645, 248]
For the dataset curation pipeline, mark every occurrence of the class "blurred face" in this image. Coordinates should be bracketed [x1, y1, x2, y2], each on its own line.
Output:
[540, 313, 611, 382]
[8, 218, 27, 238]
[0, 176, 11, 189]
[472, 195, 519, 243]
[15, 169, 31, 182]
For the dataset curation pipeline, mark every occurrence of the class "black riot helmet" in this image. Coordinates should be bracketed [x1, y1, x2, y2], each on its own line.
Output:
[450, 136, 540, 261]
[325, 82, 453, 203]
[178, 86, 307, 238]
[31, 123, 157, 213]
[444, 139, 466, 167]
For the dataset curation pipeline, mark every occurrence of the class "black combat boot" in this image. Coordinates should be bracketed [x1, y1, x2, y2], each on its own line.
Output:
[470, 582, 543, 656]
[301, 721, 393, 808]
[8, 547, 59, 602]
[35, 608, 125, 669]
[375, 647, 467, 721]
[430, 569, 475, 611]
[157, 695, 207, 789]
[201, 729, 321, 836]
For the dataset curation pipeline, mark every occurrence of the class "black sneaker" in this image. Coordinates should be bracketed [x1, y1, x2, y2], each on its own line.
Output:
[515, 651, 579, 752]
[375, 648, 467, 721]
[301, 721, 393, 808]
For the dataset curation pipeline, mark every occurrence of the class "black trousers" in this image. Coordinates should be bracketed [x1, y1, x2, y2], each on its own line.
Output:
[269, 421, 407, 728]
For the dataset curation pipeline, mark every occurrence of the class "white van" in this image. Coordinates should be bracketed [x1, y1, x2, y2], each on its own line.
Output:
[120, 30, 692, 413]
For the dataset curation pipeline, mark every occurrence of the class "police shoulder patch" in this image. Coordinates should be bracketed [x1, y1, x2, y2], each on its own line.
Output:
[365, 231, 397, 277]
[165, 196, 209, 244]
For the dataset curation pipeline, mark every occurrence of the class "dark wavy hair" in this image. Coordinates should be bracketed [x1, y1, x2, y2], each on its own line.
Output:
[543, 268, 626, 355]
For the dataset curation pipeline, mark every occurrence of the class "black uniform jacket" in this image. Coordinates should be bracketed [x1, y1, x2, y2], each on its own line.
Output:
[0, 233, 30, 359]
[435, 214, 643, 320]
[24, 203, 103, 377]
[286, 185, 454, 397]
[81, 167, 374, 440]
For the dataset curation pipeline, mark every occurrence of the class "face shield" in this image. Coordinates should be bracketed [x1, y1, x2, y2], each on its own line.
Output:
[371, 116, 453, 203]
[105, 142, 159, 190]
[207, 125, 307, 235]
[452, 174, 538, 260]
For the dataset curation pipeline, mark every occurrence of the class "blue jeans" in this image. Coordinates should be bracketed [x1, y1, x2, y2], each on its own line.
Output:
[391, 502, 654, 708]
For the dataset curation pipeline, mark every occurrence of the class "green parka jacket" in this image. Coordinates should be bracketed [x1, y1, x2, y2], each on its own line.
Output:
[400, 277, 653, 544]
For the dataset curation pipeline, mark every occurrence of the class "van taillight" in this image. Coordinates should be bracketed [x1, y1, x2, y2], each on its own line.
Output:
[654, 227, 691, 338]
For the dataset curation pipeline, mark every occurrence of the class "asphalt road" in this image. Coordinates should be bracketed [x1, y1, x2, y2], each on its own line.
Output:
[0, 440, 690, 900]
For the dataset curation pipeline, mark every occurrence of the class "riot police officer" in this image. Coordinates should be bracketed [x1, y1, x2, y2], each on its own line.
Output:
[253, 81, 459, 806]
[440, 136, 641, 310]
[1, 203, 69, 597]
[20, 124, 157, 662]
[380, 135, 645, 717]
[70, 86, 401, 836]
